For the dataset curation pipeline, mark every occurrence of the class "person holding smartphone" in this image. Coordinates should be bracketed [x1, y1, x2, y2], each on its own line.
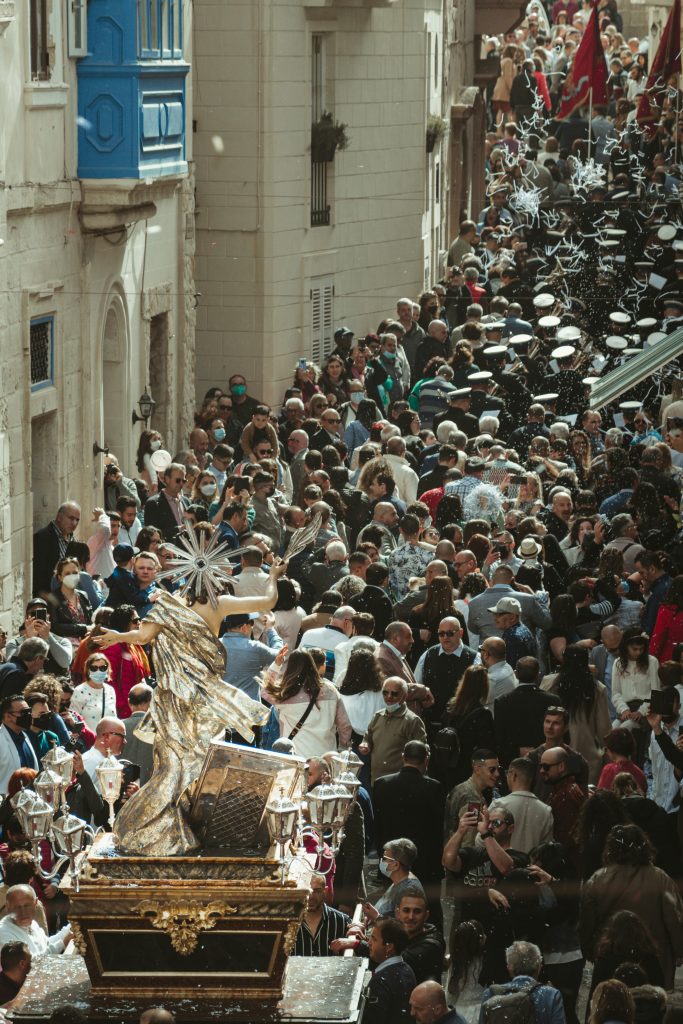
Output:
[3, 599, 73, 676]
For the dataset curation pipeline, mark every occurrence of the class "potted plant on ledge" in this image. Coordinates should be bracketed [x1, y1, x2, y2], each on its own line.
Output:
[311, 112, 350, 163]
[426, 114, 448, 153]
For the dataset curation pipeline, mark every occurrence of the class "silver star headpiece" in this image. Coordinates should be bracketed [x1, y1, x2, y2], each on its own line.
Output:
[155, 528, 235, 608]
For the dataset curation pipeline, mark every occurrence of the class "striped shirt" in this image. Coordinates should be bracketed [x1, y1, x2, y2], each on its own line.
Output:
[292, 904, 351, 957]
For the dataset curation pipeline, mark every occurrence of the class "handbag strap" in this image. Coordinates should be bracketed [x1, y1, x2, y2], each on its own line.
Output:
[288, 696, 317, 740]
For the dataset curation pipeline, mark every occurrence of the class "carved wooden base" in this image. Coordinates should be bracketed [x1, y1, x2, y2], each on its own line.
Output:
[67, 835, 309, 1003]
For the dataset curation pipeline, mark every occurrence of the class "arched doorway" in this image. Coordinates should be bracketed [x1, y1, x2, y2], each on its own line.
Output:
[101, 293, 130, 468]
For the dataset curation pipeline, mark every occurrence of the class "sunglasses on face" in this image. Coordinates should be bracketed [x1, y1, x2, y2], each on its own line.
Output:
[438, 630, 457, 638]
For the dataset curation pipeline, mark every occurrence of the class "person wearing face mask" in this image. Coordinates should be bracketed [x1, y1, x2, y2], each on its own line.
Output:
[228, 373, 261, 422]
[339, 382, 369, 431]
[49, 558, 93, 651]
[69, 653, 117, 732]
[0, 698, 40, 794]
[206, 417, 228, 452]
[191, 471, 219, 510]
[135, 430, 165, 496]
[363, 837, 425, 921]
[25, 694, 61, 759]
[359, 677, 427, 785]
[366, 334, 407, 412]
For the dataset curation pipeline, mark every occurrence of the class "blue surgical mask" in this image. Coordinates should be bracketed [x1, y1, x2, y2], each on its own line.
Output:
[213, 428, 226, 441]
[383, 351, 396, 361]
[89, 669, 108, 684]
[350, 392, 365, 405]
[379, 859, 393, 878]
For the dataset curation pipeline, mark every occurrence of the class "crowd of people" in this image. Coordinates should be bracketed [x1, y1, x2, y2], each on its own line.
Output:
[1, 0, 683, 1021]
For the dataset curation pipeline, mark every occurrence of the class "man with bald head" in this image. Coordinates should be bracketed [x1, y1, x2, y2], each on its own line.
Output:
[357, 502, 399, 558]
[415, 320, 452, 381]
[140, 1010, 176, 1024]
[414, 618, 477, 740]
[539, 746, 586, 862]
[409, 980, 465, 1023]
[0, 885, 71, 957]
[395, 559, 451, 619]
[590, 625, 622, 719]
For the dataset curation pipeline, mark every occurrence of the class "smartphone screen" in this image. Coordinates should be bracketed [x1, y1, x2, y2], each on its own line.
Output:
[466, 801, 482, 822]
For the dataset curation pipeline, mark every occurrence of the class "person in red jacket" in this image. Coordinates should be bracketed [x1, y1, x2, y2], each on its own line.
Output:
[650, 576, 683, 664]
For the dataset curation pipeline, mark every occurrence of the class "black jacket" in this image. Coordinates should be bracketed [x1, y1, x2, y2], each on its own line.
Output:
[373, 767, 445, 882]
[0, 659, 32, 701]
[49, 590, 92, 641]
[363, 959, 416, 1024]
[32, 523, 65, 597]
[403, 924, 446, 984]
[142, 491, 188, 541]
[494, 685, 557, 767]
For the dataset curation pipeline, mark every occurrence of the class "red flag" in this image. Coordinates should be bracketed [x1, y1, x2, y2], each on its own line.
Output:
[556, 1, 608, 121]
[636, 0, 682, 136]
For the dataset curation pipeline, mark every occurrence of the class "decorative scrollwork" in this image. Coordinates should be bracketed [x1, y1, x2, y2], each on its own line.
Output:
[282, 919, 299, 956]
[70, 922, 88, 957]
[136, 899, 238, 956]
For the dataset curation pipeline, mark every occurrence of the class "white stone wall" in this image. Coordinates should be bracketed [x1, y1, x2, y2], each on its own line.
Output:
[193, 0, 449, 408]
[0, 0, 195, 623]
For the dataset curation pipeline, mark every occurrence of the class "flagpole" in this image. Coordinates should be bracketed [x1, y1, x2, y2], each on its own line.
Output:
[587, 87, 593, 160]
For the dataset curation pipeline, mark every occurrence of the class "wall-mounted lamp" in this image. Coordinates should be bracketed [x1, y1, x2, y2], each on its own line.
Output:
[132, 388, 156, 426]
[92, 442, 110, 457]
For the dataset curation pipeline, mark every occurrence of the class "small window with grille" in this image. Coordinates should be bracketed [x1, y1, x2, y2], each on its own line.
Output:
[30, 316, 54, 391]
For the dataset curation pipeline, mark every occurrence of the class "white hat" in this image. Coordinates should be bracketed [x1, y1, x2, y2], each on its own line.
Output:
[488, 596, 522, 615]
[609, 311, 630, 325]
[636, 317, 657, 329]
[509, 333, 533, 344]
[149, 449, 172, 473]
[533, 393, 559, 403]
[551, 345, 576, 360]
[556, 326, 581, 342]
[538, 315, 561, 329]
[604, 228, 627, 237]
[606, 335, 627, 350]
[467, 371, 493, 382]
[517, 537, 542, 559]
[619, 400, 642, 411]
[483, 345, 507, 357]
[533, 293, 555, 309]
[582, 376, 599, 386]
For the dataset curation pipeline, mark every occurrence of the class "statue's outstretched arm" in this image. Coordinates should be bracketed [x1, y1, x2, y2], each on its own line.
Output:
[94, 621, 162, 649]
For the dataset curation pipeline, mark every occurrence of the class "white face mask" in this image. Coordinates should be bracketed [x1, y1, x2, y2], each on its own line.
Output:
[350, 392, 365, 405]
[149, 439, 162, 452]
[62, 573, 79, 589]
[200, 483, 216, 496]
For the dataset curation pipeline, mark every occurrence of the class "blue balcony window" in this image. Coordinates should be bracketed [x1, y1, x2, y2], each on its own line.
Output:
[76, 0, 188, 179]
[138, 0, 182, 59]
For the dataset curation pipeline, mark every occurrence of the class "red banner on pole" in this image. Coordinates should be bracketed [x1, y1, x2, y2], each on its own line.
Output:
[556, 1, 608, 121]
[636, 0, 682, 136]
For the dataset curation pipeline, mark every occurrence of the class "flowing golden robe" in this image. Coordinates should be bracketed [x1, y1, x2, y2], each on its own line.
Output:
[113, 591, 269, 855]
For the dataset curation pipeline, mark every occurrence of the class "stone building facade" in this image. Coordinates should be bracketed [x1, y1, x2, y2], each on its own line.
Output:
[0, 0, 195, 622]
[192, 0, 527, 407]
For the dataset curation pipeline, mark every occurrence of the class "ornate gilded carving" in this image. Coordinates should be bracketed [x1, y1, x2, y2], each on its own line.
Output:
[70, 922, 88, 957]
[135, 900, 238, 956]
[282, 919, 299, 956]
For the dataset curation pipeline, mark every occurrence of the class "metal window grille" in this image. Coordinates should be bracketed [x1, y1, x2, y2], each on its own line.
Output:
[30, 317, 54, 390]
[310, 278, 334, 365]
[311, 162, 330, 227]
[30, 0, 49, 80]
[67, 0, 88, 57]
[310, 35, 330, 227]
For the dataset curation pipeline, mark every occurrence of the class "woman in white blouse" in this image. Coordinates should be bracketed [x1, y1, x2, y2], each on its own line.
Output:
[70, 652, 117, 732]
[338, 646, 386, 741]
[611, 628, 659, 762]
[261, 648, 352, 759]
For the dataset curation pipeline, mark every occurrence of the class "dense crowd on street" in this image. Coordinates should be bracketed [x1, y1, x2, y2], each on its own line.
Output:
[1, 0, 683, 1021]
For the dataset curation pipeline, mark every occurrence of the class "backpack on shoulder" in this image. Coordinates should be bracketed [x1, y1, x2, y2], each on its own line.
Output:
[481, 980, 540, 1024]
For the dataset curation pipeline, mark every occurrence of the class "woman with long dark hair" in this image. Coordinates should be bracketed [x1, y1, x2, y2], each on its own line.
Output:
[135, 429, 165, 495]
[611, 630, 659, 762]
[574, 789, 629, 881]
[543, 644, 611, 784]
[338, 646, 385, 744]
[590, 911, 665, 999]
[442, 666, 495, 785]
[261, 648, 352, 759]
[589, 980, 635, 1024]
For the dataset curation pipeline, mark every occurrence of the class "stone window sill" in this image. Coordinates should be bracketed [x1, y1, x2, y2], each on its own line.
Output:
[24, 83, 69, 110]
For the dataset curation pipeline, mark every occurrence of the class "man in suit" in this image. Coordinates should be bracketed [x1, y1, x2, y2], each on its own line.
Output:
[142, 463, 189, 540]
[467, 565, 552, 641]
[309, 409, 347, 456]
[32, 501, 81, 597]
[0, 695, 39, 795]
[373, 741, 445, 929]
[124, 683, 154, 786]
[304, 541, 349, 601]
[375, 622, 434, 716]
[493, 657, 556, 768]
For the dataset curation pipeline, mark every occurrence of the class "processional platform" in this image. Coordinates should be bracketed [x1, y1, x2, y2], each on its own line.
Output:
[11, 743, 366, 1022]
